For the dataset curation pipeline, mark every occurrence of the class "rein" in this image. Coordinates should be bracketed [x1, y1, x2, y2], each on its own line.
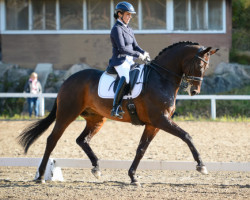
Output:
[148, 61, 182, 80]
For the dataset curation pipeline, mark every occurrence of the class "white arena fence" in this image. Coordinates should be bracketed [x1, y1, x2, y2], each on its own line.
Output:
[0, 158, 249, 181]
[0, 93, 250, 119]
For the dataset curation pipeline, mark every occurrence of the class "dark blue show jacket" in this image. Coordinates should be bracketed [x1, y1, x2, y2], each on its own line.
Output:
[108, 20, 145, 69]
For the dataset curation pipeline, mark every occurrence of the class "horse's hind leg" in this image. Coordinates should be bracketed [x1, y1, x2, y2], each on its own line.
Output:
[76, 115, 106, 179]
[35, 121, 69, 182]
[128, 125, 159, 186]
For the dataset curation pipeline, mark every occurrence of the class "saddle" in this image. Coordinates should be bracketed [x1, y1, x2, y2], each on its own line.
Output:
[104, 63, 145, 126]
[106, 63, 142, 96]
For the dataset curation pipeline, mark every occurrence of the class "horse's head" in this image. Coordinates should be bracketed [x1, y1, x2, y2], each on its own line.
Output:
[151, 42, 218, 96]
[182, 46, 219, 96]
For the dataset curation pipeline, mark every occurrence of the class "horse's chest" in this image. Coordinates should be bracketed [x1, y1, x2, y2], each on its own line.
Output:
[164, 99, 175, 108]
[163, 95, 176, 108]
[163, 100, 176, 116]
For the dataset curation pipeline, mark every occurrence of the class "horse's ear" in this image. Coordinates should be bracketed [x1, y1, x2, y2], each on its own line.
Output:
[198, 47, 212, 56]
[209, 48, 219, 55]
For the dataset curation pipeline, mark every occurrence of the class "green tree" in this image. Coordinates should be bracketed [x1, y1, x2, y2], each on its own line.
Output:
[230, 0, 250, 64]
[232, 0, 250, 30]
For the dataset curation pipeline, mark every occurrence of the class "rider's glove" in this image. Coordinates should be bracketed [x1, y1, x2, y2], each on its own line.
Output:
[139, 52, 150, 62]
[144, 52, 151, 61]
[139, 53, 146, 61]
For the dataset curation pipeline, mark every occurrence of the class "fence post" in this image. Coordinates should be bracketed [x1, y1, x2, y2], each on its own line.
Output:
[211, 98, 216, 120]
[39, 95, 45, 117]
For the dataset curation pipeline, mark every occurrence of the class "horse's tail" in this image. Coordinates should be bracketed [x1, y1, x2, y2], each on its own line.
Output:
[18, 99, 57, 154]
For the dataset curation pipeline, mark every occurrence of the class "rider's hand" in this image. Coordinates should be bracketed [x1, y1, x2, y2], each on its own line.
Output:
[144, 52, 151, 61]
[144, 52, 149, 57]
[139, 53, 147, 61]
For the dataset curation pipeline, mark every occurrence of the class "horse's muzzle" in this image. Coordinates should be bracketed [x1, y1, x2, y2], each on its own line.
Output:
[190, 86, 200, 96]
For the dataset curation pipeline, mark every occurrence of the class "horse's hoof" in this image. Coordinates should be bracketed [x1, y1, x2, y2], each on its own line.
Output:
[91, 168, 101, 179]
[196, 165, 208, 175]
[130, 181, 141, 187]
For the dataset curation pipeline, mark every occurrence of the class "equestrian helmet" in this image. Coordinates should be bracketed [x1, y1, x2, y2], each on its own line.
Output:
[115, 2, 136, 15]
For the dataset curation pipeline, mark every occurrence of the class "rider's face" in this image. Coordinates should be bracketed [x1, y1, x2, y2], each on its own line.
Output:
[120, 12, 132, 24]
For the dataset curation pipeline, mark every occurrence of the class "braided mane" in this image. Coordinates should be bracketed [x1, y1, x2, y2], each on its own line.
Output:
[154, 41, 199, 60]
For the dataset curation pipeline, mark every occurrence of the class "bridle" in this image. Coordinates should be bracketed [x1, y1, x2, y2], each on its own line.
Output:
[182, 47, 210, 84]
[148, 47, 209, 86]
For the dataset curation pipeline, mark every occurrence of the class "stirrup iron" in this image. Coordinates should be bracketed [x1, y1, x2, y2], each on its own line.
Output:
[111, 105, 124, 119]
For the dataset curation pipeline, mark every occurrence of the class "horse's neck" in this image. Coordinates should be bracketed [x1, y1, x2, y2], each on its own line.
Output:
[155, 55, 183, 83]
[149, 52, 184, 99]
[148, 64, 181, 95]
[157, 50, 184, 77]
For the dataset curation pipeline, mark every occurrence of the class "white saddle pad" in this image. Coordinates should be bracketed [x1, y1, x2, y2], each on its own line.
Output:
[98, 64, 144, 99]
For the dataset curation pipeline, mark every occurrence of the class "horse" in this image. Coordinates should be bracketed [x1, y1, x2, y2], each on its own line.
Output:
[18, 41, 218, 186]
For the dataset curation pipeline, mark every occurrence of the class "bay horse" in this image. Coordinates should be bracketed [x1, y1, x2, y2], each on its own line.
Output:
[19, 41, 218, 185]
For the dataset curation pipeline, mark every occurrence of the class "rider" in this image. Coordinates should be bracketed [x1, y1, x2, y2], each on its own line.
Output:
[108, 1, 150, 119]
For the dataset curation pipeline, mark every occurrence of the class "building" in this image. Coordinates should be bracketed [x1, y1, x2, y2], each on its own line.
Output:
[0, 0, 231, 74]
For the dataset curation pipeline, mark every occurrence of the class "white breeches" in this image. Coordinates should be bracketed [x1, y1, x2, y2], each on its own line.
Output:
[114, 56, 134, 84]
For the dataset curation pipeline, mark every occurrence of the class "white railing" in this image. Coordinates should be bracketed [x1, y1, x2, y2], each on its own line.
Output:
[177, 95, 250, 119]
[0, 93, 57, 117]
[0, 157, 249, 181]
[0, 93, 250, 119]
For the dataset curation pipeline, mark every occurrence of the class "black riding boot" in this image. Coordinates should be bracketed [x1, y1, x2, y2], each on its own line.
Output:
[111, 76, 127, 119]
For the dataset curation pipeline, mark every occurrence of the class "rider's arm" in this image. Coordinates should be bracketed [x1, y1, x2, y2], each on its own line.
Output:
[112, 26, 140, 58]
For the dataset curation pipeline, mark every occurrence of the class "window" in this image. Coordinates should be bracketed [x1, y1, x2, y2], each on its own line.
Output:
[174, 0, 223, 31]
[174, 0, 188, 30]
[191, 0, 206, 30]
[60, 0, 83, 30]
[32, 0, 56, 30]
[208, 0, 223, 30]
[3, 0, 225, 33]
[5, 0, 29, 30]
[142, 0, 166, 29]
[87, 0, 110, 30]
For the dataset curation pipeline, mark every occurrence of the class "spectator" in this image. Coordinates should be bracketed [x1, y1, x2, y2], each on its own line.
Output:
[24, 72, 42, 117]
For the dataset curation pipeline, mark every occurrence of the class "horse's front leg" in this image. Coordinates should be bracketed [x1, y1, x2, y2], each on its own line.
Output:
[153, 115, 208, 174]
[128, 125, 159, 186]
